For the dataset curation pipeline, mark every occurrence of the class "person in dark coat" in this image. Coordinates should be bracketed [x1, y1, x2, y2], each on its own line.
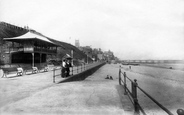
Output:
[61, 59, 66, 78]
[66, 60, 71, 77]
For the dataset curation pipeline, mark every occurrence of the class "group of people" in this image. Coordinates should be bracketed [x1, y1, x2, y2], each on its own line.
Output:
[61, 59, 72, 78]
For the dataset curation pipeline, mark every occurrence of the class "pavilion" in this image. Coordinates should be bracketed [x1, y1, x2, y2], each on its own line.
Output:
[0, 22, 92, 68]
[3, 30, 59, 67]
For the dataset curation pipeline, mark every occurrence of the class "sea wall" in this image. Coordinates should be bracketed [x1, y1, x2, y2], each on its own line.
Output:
[58, 62, 106, 83]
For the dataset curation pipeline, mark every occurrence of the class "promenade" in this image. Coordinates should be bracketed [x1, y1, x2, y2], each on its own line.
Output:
[0, 64, 133, 115]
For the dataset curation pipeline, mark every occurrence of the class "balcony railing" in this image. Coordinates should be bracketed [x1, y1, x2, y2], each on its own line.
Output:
[4, 47, 24, 53]
[34, 47, 57, 54]
[4, 47, 56, 54]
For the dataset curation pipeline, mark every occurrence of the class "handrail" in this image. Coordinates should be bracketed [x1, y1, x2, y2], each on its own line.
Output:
[119, 72, 146, 115]
[137, 85, 173, 115]
[118, 66, 183, 115]
[52, 62, 103, 83]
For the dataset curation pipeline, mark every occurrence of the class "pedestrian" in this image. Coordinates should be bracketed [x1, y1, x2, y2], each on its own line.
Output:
[105, 75, 109, 79]
[110, 76, 113, 80]
[61, 59, 66, 78]
[66, 59, 71, 77]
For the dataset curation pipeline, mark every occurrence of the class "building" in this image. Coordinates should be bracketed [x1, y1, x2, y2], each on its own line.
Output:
[75, 39, 80, 48]
[0, 22, 89, 67]
[103, 50, 115, 62]
[1, 30, 58, 67]
[97, 54, 104, 60]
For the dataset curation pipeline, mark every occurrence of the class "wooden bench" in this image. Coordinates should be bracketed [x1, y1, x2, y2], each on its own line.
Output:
[23, 66, 39, 74]
[17, 67, 24, 76]
[1, 67, 24, 78]
[32, 67, 39, 73]
[23, 66, 31, 74]
[37, 65, 49, 72]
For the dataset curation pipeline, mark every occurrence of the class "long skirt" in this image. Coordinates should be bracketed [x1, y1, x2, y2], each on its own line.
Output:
[66, 68, 70, 77]
[61, 68, 66, 78]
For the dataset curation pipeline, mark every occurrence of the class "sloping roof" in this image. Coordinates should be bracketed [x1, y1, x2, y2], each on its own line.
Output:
[5, 31, 53, 43]
[4, 31, 59, 47]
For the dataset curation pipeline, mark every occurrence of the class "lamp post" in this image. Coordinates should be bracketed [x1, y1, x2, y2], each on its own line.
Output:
[32, 53, 34, 67]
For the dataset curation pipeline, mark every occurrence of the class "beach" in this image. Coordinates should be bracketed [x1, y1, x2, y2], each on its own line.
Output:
[0, 63, 184, 115]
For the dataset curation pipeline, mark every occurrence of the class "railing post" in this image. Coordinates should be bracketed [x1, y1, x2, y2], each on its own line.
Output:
[53, 68, 55, 83]
[132, 79, 139, 114]
[124, 72, 127, 95]
[119, 66, 122, 85]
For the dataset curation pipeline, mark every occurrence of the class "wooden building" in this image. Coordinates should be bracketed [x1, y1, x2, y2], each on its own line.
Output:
[2, 30, 58, 67]
[0, 22, 92, 67]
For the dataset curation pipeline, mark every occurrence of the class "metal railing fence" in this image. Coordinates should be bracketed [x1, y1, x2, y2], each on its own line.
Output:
[52, 62, 103, 83]
[119, 66, 183, 115]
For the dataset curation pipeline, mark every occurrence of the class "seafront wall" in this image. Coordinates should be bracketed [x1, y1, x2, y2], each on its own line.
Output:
[58, 62, 106, 83]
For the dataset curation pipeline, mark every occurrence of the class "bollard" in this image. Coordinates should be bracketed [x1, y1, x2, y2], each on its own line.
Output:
[132, 79, 139, 114]
[124, 72, 127, 95]
[177, 109, 184, 115]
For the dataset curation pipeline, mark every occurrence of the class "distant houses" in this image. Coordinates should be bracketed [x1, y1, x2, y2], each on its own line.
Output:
[74, 40, 117, 63]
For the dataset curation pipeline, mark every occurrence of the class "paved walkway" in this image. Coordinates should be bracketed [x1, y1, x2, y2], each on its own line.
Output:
[0, 64, 133, 115]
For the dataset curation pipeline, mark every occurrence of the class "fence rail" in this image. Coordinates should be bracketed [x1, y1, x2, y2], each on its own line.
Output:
[119, 66, 183, 115]
[52, 62, 103, 83]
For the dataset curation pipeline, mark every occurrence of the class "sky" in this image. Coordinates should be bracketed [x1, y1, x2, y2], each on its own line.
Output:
[1, 0, 184, 60]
